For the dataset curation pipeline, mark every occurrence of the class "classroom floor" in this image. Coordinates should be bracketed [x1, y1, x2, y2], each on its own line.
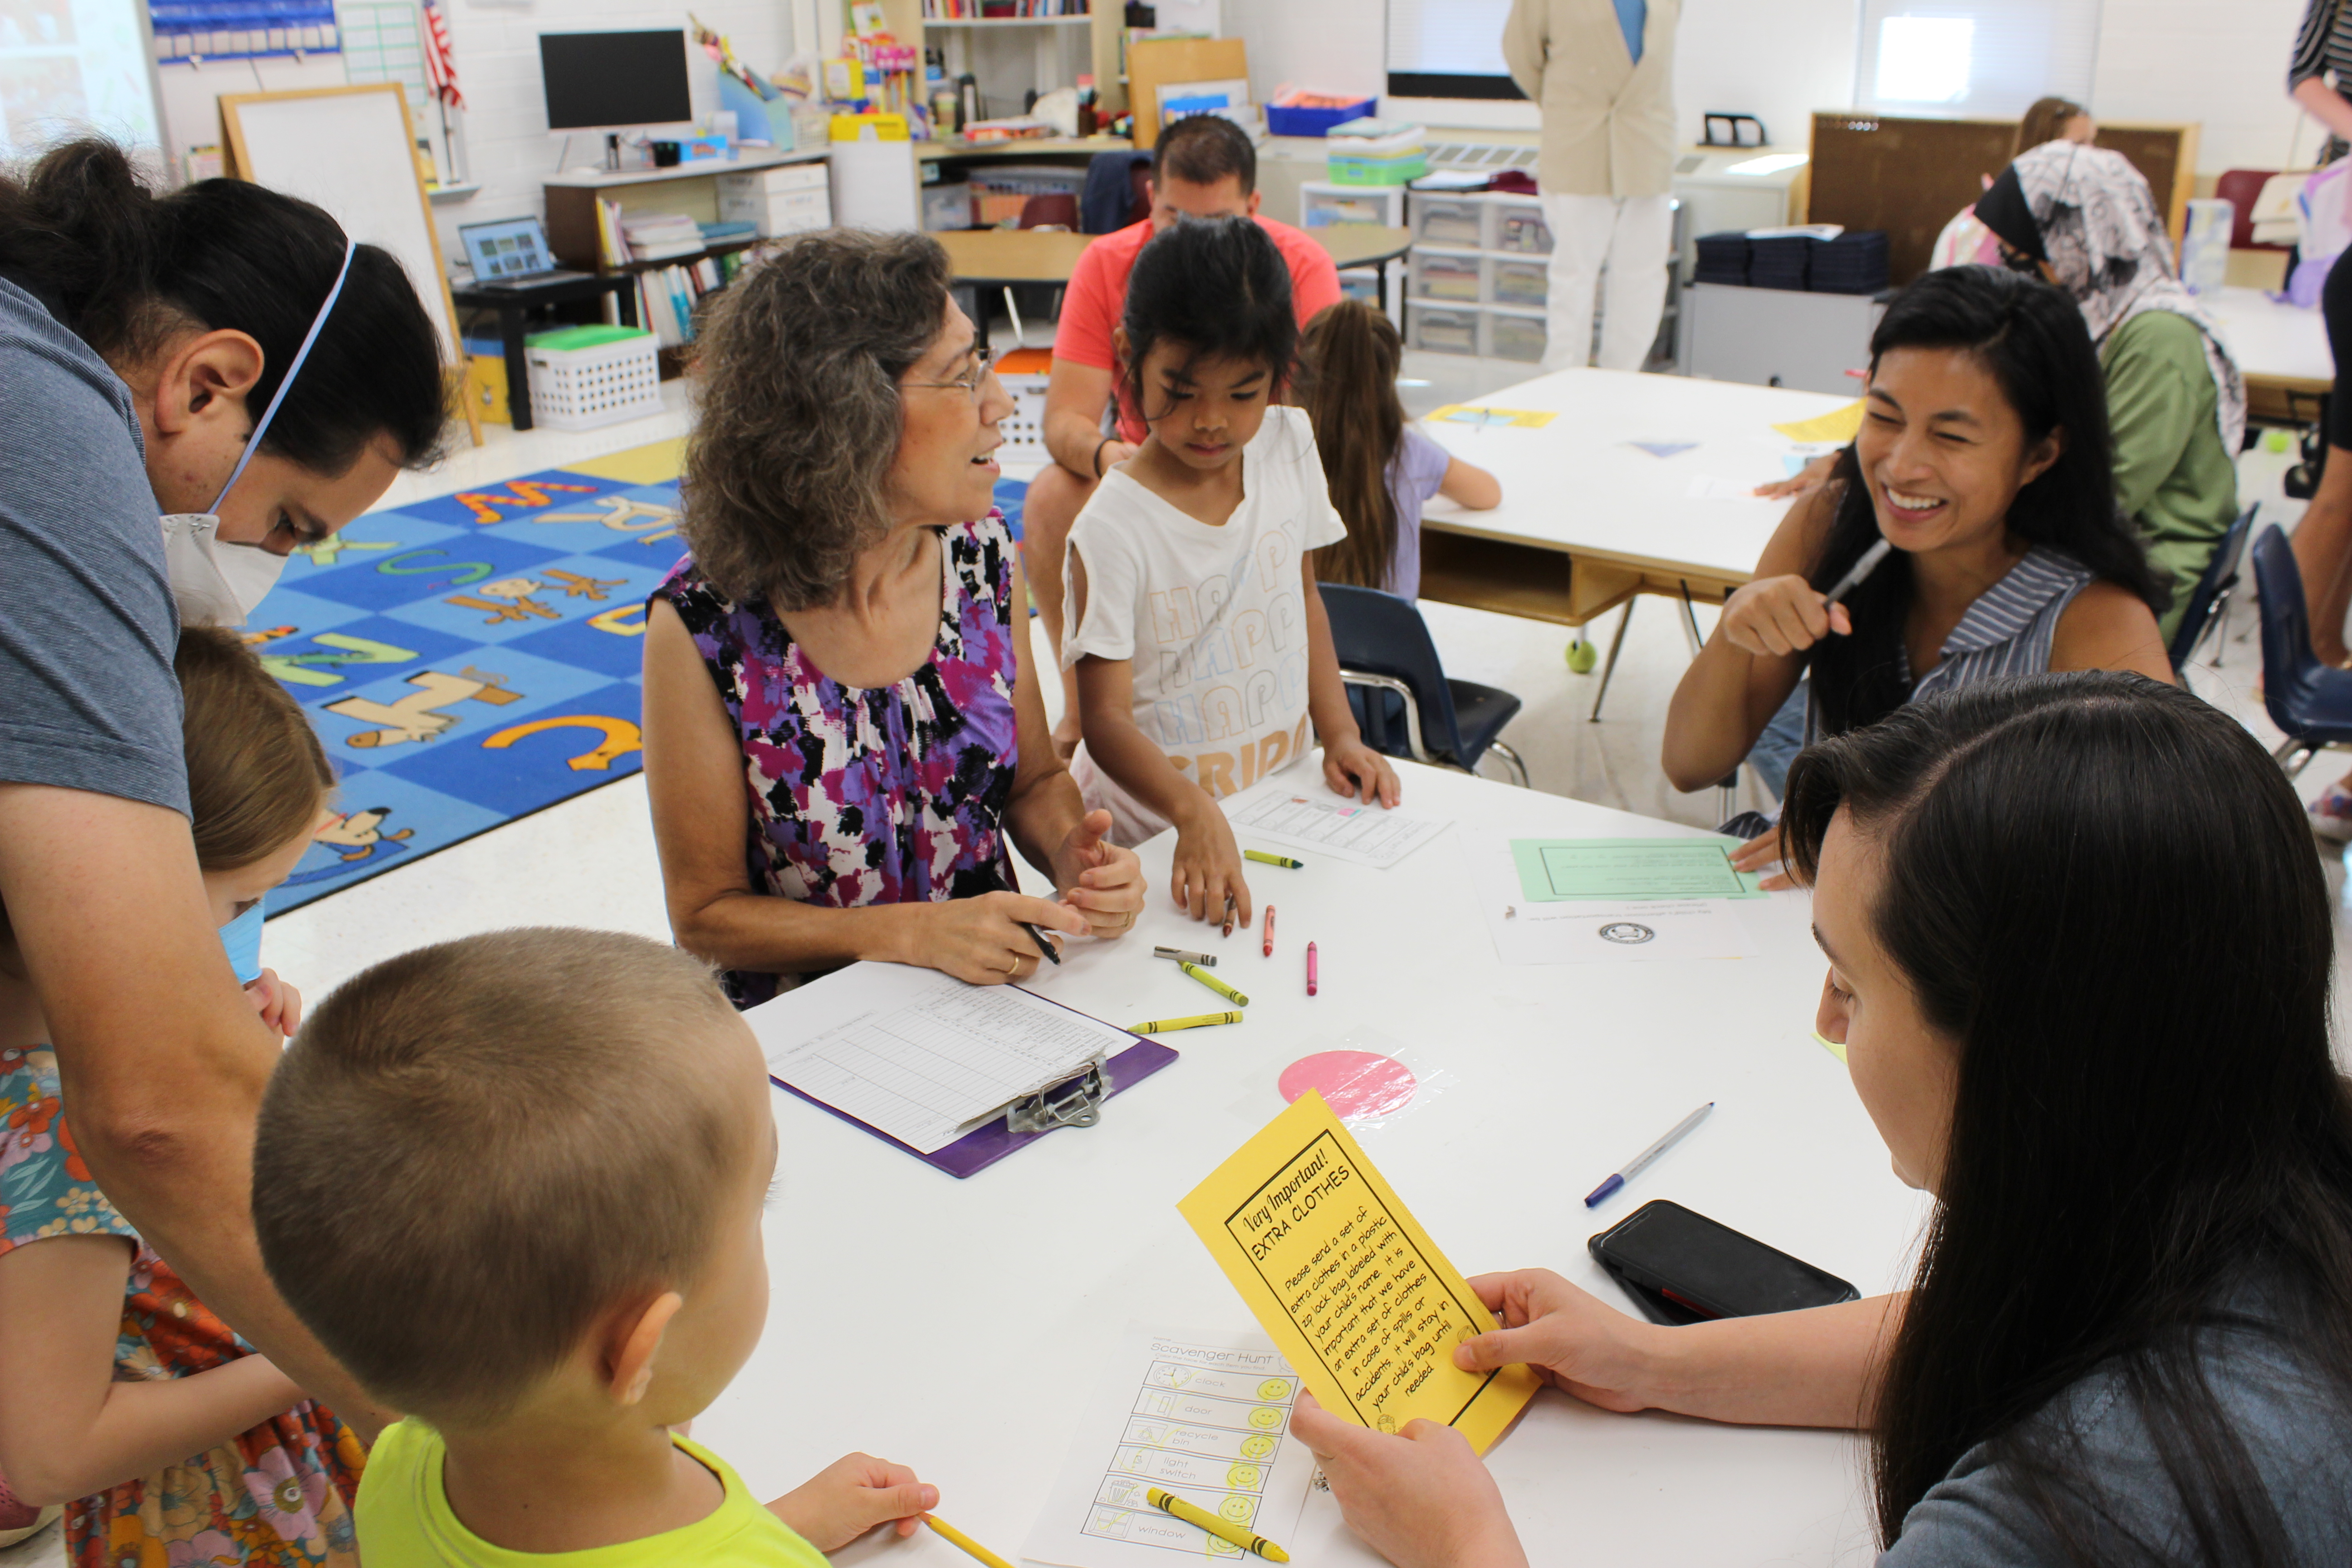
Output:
[0, 353, 2343, 1568]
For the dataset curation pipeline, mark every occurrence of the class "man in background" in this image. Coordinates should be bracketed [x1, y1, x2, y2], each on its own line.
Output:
[1504, 0, 1681, 372]
[1022, 114, 1342, 755]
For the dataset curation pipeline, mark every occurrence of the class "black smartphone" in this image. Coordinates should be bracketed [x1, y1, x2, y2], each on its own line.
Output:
[1587, 1200, 1860, 1326]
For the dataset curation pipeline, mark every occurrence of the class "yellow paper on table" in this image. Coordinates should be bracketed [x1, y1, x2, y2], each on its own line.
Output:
[1428, 403, 1558, 430]
[1771, 399, 1866, 444]
[1177, 1091, 1539, 1454]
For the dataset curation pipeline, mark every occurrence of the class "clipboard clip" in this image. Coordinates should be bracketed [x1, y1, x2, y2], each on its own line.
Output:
[1005, 1061, 1108, 1133]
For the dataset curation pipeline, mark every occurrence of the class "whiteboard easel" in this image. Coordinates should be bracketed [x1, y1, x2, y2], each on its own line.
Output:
[218, 83, 483, 446]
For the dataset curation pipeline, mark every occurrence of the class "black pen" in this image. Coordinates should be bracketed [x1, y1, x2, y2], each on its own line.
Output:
[992, 867, 1061, 965]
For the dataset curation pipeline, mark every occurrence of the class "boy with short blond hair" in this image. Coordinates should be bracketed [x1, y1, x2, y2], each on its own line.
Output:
[253, 928, 936, 1563]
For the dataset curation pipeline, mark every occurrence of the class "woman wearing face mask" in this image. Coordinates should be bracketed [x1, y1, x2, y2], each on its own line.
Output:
[1296, 673, 2352, 1566]
[0, 137, 446, 1449]
[1662, 265, 2171, 878]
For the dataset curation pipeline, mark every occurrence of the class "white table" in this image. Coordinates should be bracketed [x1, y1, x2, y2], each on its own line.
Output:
[696, 762, 1929, 1568]
[1411, 369, 1850, 629]
[2208, 284, 2332, 424]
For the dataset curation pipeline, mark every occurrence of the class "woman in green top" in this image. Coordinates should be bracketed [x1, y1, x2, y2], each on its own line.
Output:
[1974, 140, 2245, 643]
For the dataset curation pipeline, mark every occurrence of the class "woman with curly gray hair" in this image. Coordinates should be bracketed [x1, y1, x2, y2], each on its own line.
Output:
[642, 230, 1146, 1004]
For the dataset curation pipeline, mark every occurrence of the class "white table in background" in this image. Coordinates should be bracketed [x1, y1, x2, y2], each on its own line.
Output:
[2209, 284, 2332, 425]
[1411, 368, 1848, 630]
[696, 761, 1928, 1568]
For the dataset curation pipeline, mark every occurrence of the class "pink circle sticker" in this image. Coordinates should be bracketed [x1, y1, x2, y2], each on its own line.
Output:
[1279, 1051, 1418, 1120]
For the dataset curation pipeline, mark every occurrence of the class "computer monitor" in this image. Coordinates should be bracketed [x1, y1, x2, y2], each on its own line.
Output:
[539, 29, 694, 132]
[457, 216, 558, 281]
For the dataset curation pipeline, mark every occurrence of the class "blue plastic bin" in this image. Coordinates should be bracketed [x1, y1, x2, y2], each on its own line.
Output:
[1265, 97, 1378, 137]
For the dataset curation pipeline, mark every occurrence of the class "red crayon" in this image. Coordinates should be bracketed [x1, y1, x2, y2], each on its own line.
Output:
[1307, 941, 1318, 996]
[1264, 906, 1276, 958]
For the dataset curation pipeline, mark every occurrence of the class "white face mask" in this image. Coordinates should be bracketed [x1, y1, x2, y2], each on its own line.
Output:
[160, 513, 289, 627]
[158, 235, 354, 629]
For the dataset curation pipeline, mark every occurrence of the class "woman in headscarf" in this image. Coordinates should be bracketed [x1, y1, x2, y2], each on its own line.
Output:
[1975, 139, 2245, 646]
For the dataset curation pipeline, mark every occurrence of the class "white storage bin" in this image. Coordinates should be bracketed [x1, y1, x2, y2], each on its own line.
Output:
[992, 358, 1051, 464]
[717, 161, 830, 199]
[721, 187, 831, 238]
[525, 327, 664, 431]
[1484, 309, 1548, 363]
[1409, 194, 1485, 249]
[1407, 304, 1480, 356]
[1410, 250, 1482, 302]
[1490, 256, 1548, 308]
[1492, 200, 1553, 255]
[1302, 183, 1404, 228]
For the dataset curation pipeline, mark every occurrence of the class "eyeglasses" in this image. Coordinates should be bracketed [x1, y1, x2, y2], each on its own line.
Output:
[905, 346, 998, 405]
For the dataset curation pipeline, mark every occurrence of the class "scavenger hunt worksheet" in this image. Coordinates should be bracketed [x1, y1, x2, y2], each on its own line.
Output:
[1023, 1324, 1316, 1567]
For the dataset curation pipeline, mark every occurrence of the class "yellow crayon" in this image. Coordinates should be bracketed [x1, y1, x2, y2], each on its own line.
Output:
[1129, 1011, 1243, 1034]
[1145, 1487, 1290, 1562]
[1243, 850, 1303, 868]
[1178, 960, 1250, 1007]
[923, 1515, 1016, 1568]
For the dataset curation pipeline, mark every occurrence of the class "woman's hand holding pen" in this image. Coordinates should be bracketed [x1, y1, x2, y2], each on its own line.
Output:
[1050, 808, 1147, 941]
[1170, 802, 1251, 929]
[1720, 574, 1851, 657]
[921, 892, 1086, 985]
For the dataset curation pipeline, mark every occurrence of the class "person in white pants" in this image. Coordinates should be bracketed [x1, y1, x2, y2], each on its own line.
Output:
[1504, 0, 1681, 372]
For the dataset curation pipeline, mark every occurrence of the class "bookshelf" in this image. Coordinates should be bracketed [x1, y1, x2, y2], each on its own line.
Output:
[873, 0, 1128, 119]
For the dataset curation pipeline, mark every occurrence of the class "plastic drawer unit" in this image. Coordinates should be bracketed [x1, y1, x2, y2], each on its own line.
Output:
[1407, 305, 1481, 355]
[1409, 194, 1486, 249]
[1410, 250, 1483, 302]
[1490, 257, 1548, 308]
[1492, 200, 1553, 255]
[1484, 310, 1549, 363]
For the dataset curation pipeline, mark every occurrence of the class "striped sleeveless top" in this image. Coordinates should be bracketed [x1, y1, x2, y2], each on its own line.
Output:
[1905, 546, 2095, 699]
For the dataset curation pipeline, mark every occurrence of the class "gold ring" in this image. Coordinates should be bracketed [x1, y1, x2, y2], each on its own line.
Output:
[1004, 954, 1020, 974]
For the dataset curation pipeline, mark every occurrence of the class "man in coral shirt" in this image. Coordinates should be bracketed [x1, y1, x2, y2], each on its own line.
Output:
[1026, 113, 1342, 754]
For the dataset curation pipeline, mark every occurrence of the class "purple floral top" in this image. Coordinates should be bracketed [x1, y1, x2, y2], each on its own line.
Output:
[654, 512, 1021, 1007]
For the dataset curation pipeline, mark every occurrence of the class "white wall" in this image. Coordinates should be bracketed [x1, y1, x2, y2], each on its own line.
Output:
[1241, 0, 2327, 174]
[426, 0, 797, 260]
[2090, 0, 2312, 174]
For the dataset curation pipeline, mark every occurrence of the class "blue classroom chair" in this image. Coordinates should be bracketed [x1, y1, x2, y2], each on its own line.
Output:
[1319, 583, 1529, 787]
[2167, 504, 2256, 671]
[2249, 524, 2352, 776]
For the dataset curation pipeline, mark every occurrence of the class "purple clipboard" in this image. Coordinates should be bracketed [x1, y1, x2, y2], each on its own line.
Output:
[769, 1035, 1179, 1180]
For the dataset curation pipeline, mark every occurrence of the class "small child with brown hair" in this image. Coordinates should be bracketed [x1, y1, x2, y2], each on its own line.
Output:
[251, 927, 937, 1565]
[1296, 299, 1499, 600]
[0, 626, 353, 1567]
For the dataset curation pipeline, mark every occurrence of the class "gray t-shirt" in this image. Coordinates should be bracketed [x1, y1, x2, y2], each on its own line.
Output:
[1884, 1303, 2352, 1565]
[0, 275, 187, 816]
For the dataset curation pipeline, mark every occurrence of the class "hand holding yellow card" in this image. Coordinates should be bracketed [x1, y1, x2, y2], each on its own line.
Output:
[1177, 1091, 1539, 1453]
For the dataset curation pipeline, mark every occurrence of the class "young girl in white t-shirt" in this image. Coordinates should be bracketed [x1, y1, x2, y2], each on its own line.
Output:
[1062, 216, 1400, 930]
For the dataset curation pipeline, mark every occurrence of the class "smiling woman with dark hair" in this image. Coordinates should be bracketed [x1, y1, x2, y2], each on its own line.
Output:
[641, 230, 1146, 1004]
[1291, 673, 2352, 1568]
[1662, 265, 2172, 880]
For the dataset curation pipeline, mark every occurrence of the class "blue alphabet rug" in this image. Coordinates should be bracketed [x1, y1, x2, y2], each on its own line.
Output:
[252, 438, 1028, 914]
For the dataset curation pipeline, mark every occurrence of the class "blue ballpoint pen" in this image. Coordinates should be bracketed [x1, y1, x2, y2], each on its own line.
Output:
[1584, 1102, 1715, 1207]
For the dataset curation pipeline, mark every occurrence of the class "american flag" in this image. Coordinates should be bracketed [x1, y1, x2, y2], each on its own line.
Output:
[421, 0, 465, 111]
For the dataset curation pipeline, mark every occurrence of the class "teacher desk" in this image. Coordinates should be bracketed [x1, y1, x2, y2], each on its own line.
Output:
[694, 759, 1928, 1568]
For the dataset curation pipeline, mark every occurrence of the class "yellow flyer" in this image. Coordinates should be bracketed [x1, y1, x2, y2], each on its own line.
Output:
[1427, 403, 1557, 429]
[1176, 1092, 1539, 1454]
[1770, 399, 1866, 444]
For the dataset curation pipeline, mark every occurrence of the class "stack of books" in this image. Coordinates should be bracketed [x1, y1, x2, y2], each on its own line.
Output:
[1746, 234, 1811, 290]
[618, 212, 706, 262]
[1325, 118, 1426, 186]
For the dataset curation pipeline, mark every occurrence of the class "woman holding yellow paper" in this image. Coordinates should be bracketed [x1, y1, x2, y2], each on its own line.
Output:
[1295, 674, 2352, 1565]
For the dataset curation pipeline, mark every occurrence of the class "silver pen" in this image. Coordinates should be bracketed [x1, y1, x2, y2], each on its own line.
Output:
[1823, 538, 1893, 604]
[1584, 1102, 1715, 1207]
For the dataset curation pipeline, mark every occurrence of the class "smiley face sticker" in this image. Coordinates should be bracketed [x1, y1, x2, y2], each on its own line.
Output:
[1257, 1377, 1293, 1401]
[1225, 1463, 1262, 1490]
[1246, 1406, 1283, 1430]
[1239, 1435, 1275, 1460]
[1219, 1494, 1257, 1524]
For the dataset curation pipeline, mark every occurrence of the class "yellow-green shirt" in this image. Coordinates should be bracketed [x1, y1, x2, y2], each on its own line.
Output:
[355, 1420, 830, 1568]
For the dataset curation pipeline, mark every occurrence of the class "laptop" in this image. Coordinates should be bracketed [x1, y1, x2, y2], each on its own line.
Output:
[456, 216, 589, 288]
